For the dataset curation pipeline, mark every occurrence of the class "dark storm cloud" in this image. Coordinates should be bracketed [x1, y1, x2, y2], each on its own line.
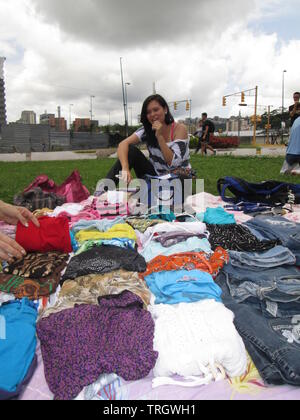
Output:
[32, 0, 255, 47]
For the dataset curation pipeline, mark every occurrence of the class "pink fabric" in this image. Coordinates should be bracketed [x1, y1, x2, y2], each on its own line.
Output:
[23, 171, 90, 203]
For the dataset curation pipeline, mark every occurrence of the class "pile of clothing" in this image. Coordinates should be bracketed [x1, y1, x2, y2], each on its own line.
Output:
[2, 177, 300, 400]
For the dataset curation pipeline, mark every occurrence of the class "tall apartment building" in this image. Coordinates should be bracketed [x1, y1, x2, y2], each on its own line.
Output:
[0, 57, 7, 130]
[19, 110, 37, 125]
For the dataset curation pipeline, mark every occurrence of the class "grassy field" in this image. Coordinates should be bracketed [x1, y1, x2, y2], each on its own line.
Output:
[0, 156, 299, 204]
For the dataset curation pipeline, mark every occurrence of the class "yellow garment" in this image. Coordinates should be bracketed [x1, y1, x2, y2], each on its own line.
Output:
[75, 223, 137, 243]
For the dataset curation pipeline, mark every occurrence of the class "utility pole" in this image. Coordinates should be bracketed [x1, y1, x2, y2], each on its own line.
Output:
[266, 105, 271, 145]
[120, 57, 128, 137]
[252, 86, 258, 146]
[90, 95, 95, 121]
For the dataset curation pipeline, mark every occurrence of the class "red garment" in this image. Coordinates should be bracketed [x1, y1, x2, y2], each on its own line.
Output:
[16, 217, 72, 253]
[23, 171, 90, 203]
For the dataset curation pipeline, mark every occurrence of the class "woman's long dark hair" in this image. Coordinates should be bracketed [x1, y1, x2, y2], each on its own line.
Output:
[140, 94, 174, 147]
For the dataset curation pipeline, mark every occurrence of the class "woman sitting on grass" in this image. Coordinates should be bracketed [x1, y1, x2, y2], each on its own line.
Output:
[95, 94, 192, 193]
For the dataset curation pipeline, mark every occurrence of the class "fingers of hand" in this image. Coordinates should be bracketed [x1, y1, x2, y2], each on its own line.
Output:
[0, 235, 26, 260]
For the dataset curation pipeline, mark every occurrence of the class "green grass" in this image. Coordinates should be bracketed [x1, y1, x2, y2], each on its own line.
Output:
[0, 156, 298, 204]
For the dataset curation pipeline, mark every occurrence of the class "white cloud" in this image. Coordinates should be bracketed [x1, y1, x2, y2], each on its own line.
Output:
[0, 0, 299, 126]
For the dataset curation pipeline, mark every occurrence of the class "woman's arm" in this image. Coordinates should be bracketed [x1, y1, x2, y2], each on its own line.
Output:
[117, 134, 141, 183]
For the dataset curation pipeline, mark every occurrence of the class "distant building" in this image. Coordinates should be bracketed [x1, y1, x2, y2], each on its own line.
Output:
[0, 57, 7, 130]
[18, 111, 37, 125]
[40, 113, 56, 127]
[73, 118, 99, 132]
[226, 116, 250, 132]
[54, 118, 67, 132]
[40, 112, 67, 132]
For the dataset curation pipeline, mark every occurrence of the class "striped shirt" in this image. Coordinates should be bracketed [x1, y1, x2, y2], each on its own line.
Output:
[135, 127, 191, 176]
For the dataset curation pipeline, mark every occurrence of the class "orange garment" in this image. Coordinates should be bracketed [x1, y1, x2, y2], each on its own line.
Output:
[140, 247, 229, 280]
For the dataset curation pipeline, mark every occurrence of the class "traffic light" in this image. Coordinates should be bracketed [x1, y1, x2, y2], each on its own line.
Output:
[174, 102, 178, 111]
[241, 92, 245, 103]
[222, 97, 227, 107]
[186, 101, 190, 112]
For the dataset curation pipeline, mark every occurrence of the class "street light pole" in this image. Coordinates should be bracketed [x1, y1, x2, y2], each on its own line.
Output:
[69, 104, 73, 130]
[90, 95, 95, 121]
[125, 82, 131, 133]
[282, 70, 287, 144]
[120, 58, 128, 137]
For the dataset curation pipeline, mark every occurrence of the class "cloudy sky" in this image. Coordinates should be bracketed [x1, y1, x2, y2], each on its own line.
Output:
[1, 0, 300, 126]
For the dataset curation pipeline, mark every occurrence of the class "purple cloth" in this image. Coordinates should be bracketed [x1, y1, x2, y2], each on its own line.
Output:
[37, 291, 158, 400]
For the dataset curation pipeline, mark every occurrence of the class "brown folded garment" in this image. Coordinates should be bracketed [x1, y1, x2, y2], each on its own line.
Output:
[0, 254, 68, 300]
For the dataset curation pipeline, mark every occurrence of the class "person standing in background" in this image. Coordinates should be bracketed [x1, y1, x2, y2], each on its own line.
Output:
[195, 113, 216, 156]
[289, 92, 300, 127]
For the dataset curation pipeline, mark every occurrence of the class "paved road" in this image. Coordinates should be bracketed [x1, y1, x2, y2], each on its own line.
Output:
[0, 151, 97, 162]
[0, 148, 286, 162]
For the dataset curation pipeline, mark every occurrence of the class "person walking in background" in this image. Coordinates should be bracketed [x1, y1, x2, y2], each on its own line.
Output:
[195, 113, 216, 156]
[289, 92, 300, 127]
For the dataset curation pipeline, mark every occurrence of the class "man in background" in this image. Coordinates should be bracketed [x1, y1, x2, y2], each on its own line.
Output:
[195, 113, 216, 156]
[289, 92, 300, 127]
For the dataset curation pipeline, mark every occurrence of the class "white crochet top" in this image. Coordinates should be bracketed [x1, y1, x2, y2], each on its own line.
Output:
[149, 299, 247, 388]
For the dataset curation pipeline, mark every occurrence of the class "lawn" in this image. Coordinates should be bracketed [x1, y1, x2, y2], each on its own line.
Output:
[0, 156, 299, 204]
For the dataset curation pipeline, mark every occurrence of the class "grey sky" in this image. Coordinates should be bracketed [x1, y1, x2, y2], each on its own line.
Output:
[1, 0, 300, 125]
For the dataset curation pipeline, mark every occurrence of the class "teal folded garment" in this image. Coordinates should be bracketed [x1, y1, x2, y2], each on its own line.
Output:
[203, 207, 236, 225]
[0, 299, 37, 393]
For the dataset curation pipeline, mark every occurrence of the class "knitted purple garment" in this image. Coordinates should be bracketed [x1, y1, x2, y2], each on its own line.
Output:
[37, 291, 158, 400]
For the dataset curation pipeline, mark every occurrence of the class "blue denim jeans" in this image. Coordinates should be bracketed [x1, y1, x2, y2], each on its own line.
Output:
[245, 216, 300, 264]
[222, 263, 300, 318]
[216, 273, 300, 386]
[229, 246, 296, 270]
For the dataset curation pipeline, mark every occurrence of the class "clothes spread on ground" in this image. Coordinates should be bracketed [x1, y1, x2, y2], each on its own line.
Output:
[140, 222, 208, 249]
[0, 299, 37, 398]
[206, 224, 281, 252]
[37, 291, 158, 400]
[202, 206, 236, 225]
[0, 355, 37, 401]
[62, 246, 147, 282]
[149, 300, 247, 387]
[245, 216, 300, 264]
[22, 170, 90, 203]
[141, 248, 229, 280]
[220, 264, 300, 319]
[14, 188, 66, 212]
[75, 224, 137, 244]
[229, 246, 296, 270]
[75, 238, 136, 255]
[72, 217, 125, 234]
[153, 232, 207, 248]
[126, 218, 165, 234]
[145, 269, 222, 305]
[40, 270, 151, 319]
[216, 277, 300, 386]
[3, 252, 69, 279]
[141, 237, 211, 263]
[0, 253, 68, 300]
[16, 216, 72, 254]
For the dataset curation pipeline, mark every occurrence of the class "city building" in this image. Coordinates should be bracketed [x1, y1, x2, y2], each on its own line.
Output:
[0, 57, 7, 130]
[226, 116, 250, 133]
[73, 118, 99, 132]
[40, 113, 56, 127]
[40, 112, 67, 132]
[18, 111, 37, 125]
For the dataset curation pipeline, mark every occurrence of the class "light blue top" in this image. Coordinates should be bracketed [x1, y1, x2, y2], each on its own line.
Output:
[145, 269, 222, 305]
[0, 299, 37, 393]
[287, 117, 300, 155]
[141, 237, 211, 263]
